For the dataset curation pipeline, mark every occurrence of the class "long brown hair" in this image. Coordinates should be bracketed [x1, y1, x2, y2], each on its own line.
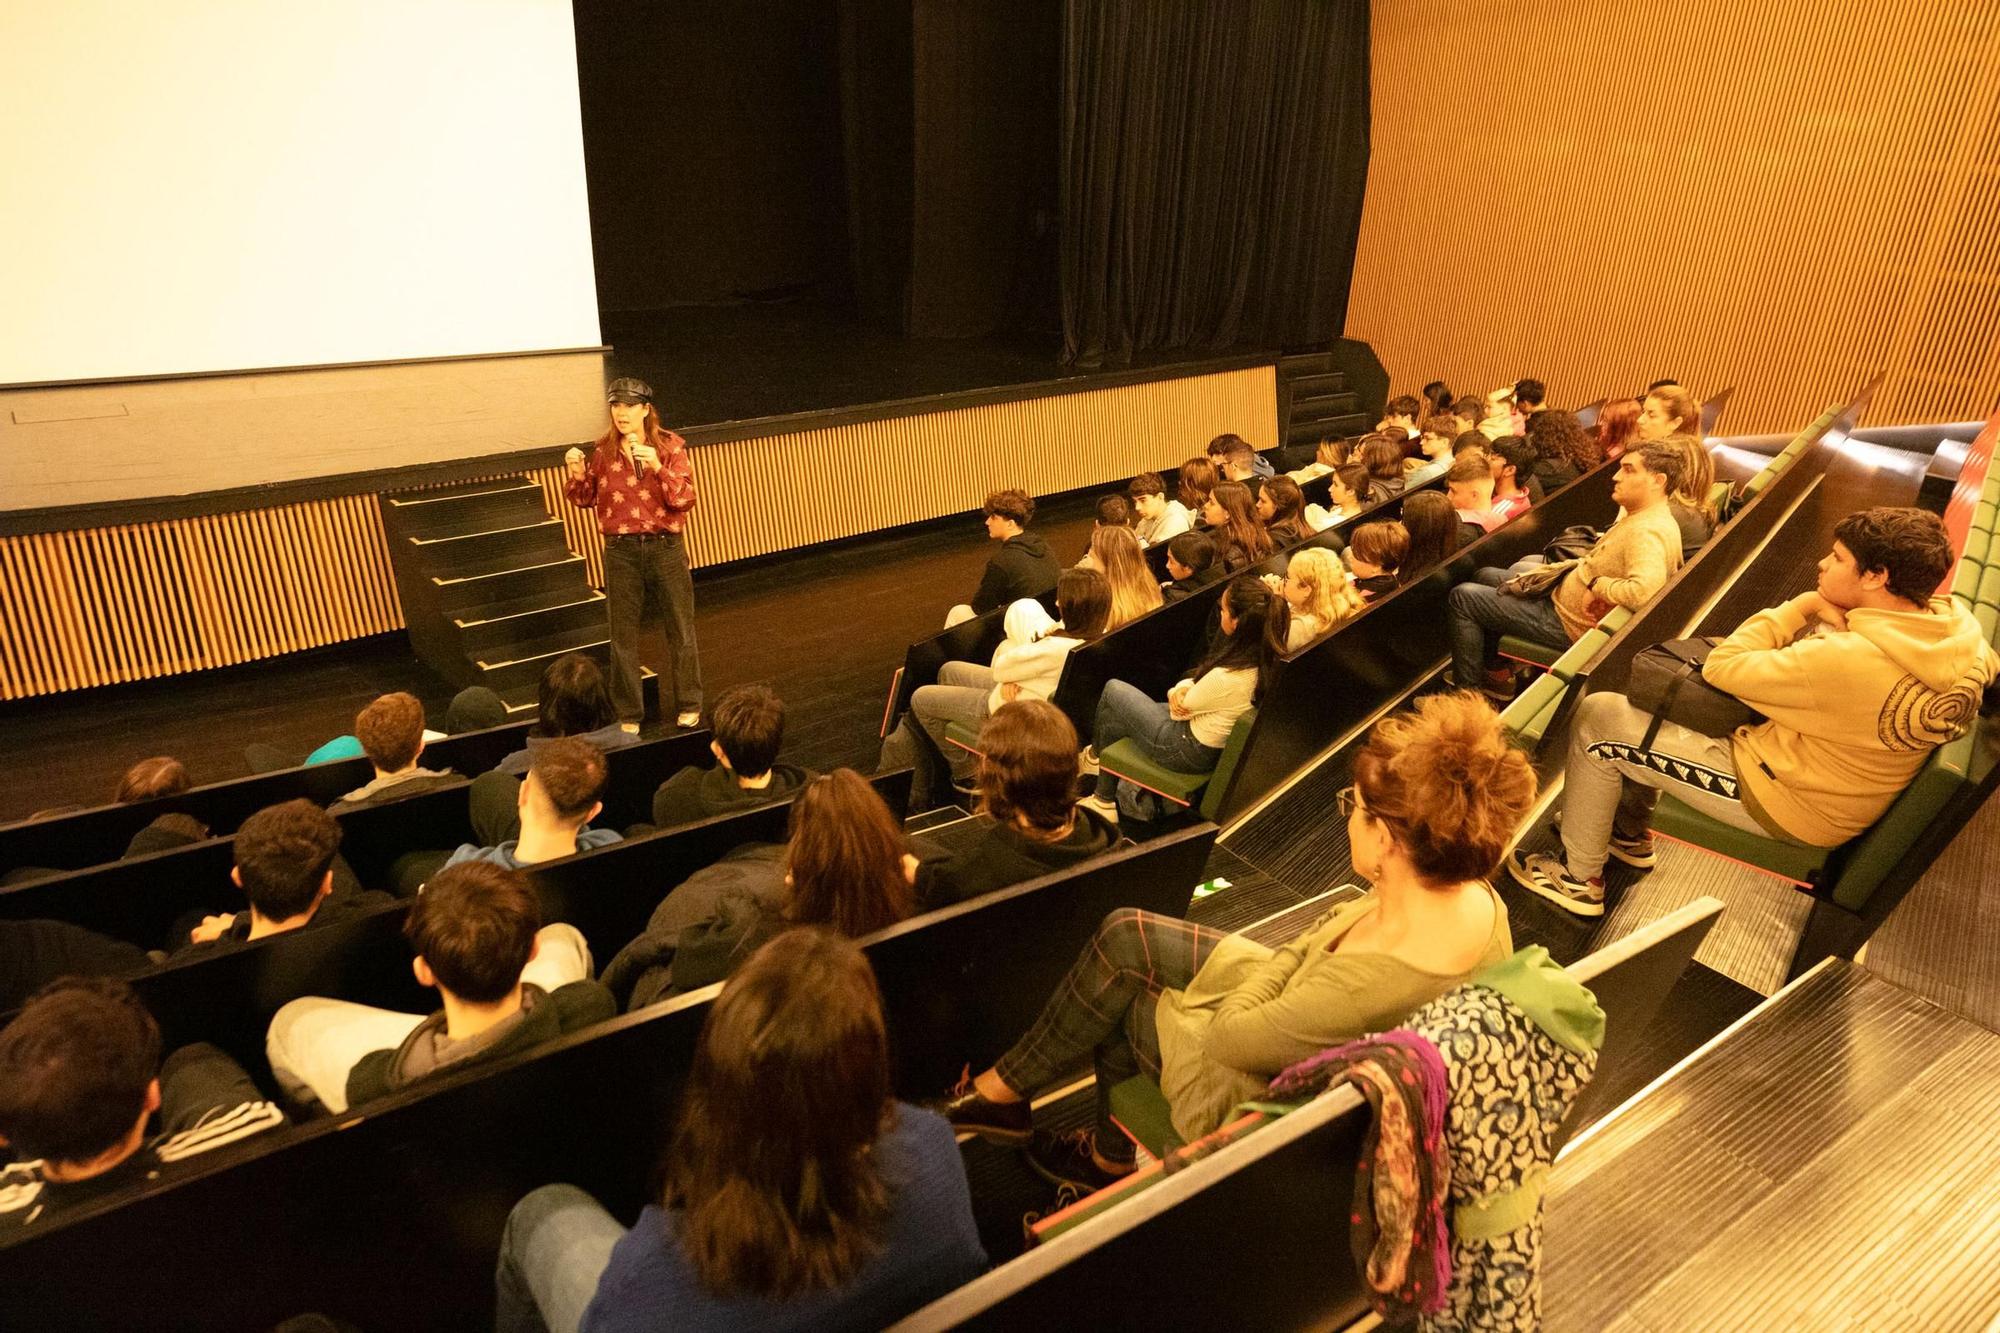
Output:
[1177, 456, 1218, 511]
[1259, 476, 1310, 546]
[976, 700, 1081, 836]
[785, 770, 914, 937]
[593, 401, 674, 455]
[1088, 525, 1164, 629]
[1596, 397, 1640, 459]
[1400, 491, 1460, 571]
[1207, 481, 1274, 563]
[662, 930, 895, 1297]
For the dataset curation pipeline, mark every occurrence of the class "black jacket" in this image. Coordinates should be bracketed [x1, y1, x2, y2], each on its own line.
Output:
[650, 762, 815, 830]
[0, 918, 152, 1011]
[1162, 562, 1227, 604]
[970, 533, 1060, 614]
[915, 808, 1124, 909]
[598, 844, 788, 1009]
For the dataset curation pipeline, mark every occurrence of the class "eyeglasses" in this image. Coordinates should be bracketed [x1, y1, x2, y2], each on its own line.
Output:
[1336, 785, 1361, 819]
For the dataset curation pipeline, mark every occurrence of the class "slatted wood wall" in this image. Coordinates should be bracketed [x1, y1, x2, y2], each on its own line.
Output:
[1, 366, 1273, 699]
[1346, 0, 2000, 435]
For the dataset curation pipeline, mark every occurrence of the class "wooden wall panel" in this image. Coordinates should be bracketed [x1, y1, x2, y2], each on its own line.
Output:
[1346, 0, 2000, 435]
[0, 367, 1273, 700]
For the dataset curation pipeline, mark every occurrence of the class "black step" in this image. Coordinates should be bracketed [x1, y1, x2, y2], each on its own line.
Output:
[1291, 390, 1360, 417]
[415, 520, 573, 580]
[1278, 351, 1332, 378]
[432, 554, 594, 614]
[386, 481, 548, 539]
[1288, 371, 1346, 397]
[471, 622, 618, 693]
[454, 591, 610, 656]
[1286, 414, 1372, 446]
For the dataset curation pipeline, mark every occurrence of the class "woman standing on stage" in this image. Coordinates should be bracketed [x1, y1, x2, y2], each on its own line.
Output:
[564, 377, 703, 732]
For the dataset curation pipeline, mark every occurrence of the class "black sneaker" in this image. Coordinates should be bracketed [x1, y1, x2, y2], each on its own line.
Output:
[1024, 1127, 1136, 1192]
[936, 1069, 1031, 1147]
[1550, 817, 1659, 870]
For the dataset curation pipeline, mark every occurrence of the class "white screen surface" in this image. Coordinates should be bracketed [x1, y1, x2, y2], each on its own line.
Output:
[0, 1, 601, 385]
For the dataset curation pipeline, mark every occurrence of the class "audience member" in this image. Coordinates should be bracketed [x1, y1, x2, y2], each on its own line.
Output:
[1207, 432, 1274, 480]
[943, 691, 1527, 1187]
[1161, 531, 1223, 602]
[183, 800, 393, 950]
[1358, 435, 1407, 498]
[945, 489, 1059, 628]
[1421, 380, 1454, 417]
[1176, 456, 1219, 515]
[1595, 396, 1640, 460]
[663, 771, 917, 996]
[651, 685, 814, 829]
[1270, 547, 1364, 650]
[0, 978, 286, 1230]
[330, 692, 459, 813]
[1087, 526, 1165, 629]
[0, 919, 153, 1012]
[915, 703, 1123, 909]
[1093, 494, 1130, 530]
[1523, 408, 1603, 493]
[267, 862, 609, 1115]
[453, 739, 622, 872]
[1400, 491, 1462, 573]
[1201, 481, 1274, 573]
[1477, 387, 1517, 440]
[1514, 377, 1547, 418]
[445, 685, 510, 734]
[114, 757, 191, 805]
[1284, 436, 1350, 484]
[1377, 395, 1422, 439]
[1127, 471, 1192, 546]
[881, 569, 1110, 809]
[495, 654, 640, 775]
[1446, 446, 1685, 694]
[1510, 508, 1997, 915]
[1450, 395, 1483, 435]
[1446, 449, 1509, 537]
[1487, 435, 1543, 511]
[1078, 577, 1285, 824]
[497, 931, 985, 1333]
[1307, 463, 1378, 532]
[1636, 386, 1716, 553]
[1412, 416, 1459, 468]
[1255, 476, 1312, 548]
[1347, 521, 1408, 597]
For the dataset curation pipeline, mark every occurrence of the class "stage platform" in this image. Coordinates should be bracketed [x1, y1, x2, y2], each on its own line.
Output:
[0, 304, 1282, 701]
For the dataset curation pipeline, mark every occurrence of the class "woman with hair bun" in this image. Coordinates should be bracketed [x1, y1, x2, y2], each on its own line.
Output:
[943, 691, 1530, 1190]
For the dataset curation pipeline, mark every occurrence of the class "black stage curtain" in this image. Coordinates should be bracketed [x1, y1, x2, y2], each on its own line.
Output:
[1060, 0, 1371, 366]
[838, 0, 916, 332]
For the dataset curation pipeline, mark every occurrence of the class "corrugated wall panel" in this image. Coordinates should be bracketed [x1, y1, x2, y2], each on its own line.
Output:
[1346, 0, 2000, 435]
[1, 367, 1272, 699]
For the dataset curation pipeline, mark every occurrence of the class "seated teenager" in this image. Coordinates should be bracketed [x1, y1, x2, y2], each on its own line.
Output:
[495, 654, 640, 774]
[1093, 492, 1130, 532]
[1511, 507, 2000, 915]
[0, 919, 153, 1012]
[0, 978, 286, 1231]
[452, 739, 622, 872]
[1160, 530, 1222, 602]
[1208, 431, 1273, 482]
[1176, 455, 1219, 517]
[445, 684, 511, 734]
[640, 771, 918, 1000]
[1358, 434, 1407, 498]
[1077, 577, 1285, 823]
[1201, 481, 1274, 573]
[1408, 415, 1458, 471]
[1487, 435, 1543, 511]
[1086, 525, 1165, 630]
[1450, 394, 1483, 436]
[944, 488, 1059, 628]
[916, 701, 1123, 908]
[1255, 476, 1313, 549]
[1514, 376, 1547, 421]
[1346, 521, 1408, 597]
[182, 800, 393, 951]
[1445, 448, 1509, 539]
[1304, 462, 1378, 533]
[1635, 386, 1715, 555]
[266, 862, 609, 1115]
[651, 684, 814, 829]
[496, 930, 987, 1333]
[1284, 436, 1349, 484]
[114, 756, 209, 861]
[1127, 471, 1192, 547]
[1267, 547, 1364, 651]
[330, 692, 460, 813]
[1446, 446, 1685, 695]
[1376, 394, 1422, 440]
[943, 691, 1528, 1188]
[1523, 408, 1603, 495]
[1477, 386, 1518, 441]
[881, 569, 1111, 811]
[1421, 379, 1454, 418]
[1595, 396, 1640, 460]
[1400, 491, 1463, 573]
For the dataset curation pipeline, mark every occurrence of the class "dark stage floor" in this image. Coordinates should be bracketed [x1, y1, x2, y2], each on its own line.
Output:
[602, 301, 1272, 429]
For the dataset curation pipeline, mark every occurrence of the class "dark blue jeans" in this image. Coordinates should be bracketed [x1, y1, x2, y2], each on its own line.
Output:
[1091, 680, 1221, 799]
[603, 532, 702, 722]
[1446, 563, 1569, 687]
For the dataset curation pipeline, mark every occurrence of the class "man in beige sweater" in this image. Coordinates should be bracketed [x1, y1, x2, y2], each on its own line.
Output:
[1512, 507, 1997, 916]
[1448, 445, 1685, 695]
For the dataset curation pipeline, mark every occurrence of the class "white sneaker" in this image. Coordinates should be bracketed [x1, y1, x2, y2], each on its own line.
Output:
[618, 722, 642, 735]
[675, 710, 701, 729]
[1076, 793, 1120, 823]
[1078, 746, 1101, 777]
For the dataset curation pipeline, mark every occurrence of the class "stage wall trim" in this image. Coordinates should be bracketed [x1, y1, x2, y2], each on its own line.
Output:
[0, 367, 1275, 700]
[1345, 0, 2000, 435]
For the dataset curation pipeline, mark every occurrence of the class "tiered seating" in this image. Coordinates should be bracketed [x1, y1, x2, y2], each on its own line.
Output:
[892, 898, 1725, 1332]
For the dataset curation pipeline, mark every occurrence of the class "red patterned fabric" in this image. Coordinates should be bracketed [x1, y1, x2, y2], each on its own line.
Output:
[563, 432, 696, 535]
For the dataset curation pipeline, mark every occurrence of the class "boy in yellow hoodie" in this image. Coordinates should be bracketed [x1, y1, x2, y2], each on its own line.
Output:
[1512, 508, 1997, 915]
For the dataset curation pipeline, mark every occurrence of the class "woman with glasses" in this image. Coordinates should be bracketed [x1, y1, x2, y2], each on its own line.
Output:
[939, 691, 1531, 1193]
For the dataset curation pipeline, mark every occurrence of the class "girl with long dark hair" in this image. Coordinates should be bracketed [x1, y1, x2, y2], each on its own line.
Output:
[1400, 491, 1462, 573]
[1255, 476, 1312, 548]
[1200, 481, 1274, 572]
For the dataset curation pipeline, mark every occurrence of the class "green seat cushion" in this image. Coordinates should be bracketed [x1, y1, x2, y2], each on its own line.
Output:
[943, 719, 983, 753]
[1975, 500, 1997, 534]
[1100, 740, 1213, 806]
[1549, 629, 1610, 682]
[1108, 1075, 1183, 1158]
[1979, 604, 2000, 646]
[1198, 709, 1259, 824]
[1651, 796, 1837, 885]
[1951, 561, 1983, 606]
[1978, 566, 2000, 610]
[1706, 481, 1734, 512]
[1597, 605, 1635, 632]
[1982, 473, 2000, 505]
[1828, 723, 1980, 911]
[1501, 671, 1566, 746]
[1964, 530, 1990, 565]
[1498, 635, 1562, 668]
[1741, 471, 1774, 501]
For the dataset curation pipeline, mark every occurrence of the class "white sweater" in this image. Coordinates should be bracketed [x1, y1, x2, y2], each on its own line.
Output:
[1176, 666, 1258, 748]
[987, 599, 1086, 712]
[1134, 500, 1193, 547]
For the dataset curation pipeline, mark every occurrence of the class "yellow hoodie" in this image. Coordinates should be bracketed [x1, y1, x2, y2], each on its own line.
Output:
[1703, 593, 1999, 846]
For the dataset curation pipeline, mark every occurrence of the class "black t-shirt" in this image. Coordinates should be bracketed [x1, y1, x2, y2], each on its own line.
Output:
[0, 1043, 284, 1234]
[0, 919, 152, 1012]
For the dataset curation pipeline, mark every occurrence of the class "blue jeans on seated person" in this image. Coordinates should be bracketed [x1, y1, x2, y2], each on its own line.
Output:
[495, 1183, 625, 1333]
[1091, 680, 1221, 800]
[1447, 562, 1570, 688]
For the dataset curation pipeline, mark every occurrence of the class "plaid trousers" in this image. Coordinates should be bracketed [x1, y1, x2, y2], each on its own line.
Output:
[994, 908, 1228, 1155]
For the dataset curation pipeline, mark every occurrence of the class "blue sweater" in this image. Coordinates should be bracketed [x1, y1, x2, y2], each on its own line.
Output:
[581, 1105, 985, 1333]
